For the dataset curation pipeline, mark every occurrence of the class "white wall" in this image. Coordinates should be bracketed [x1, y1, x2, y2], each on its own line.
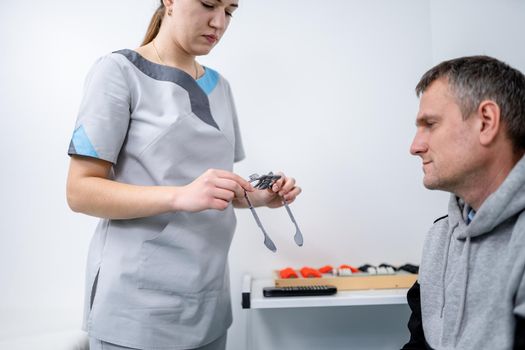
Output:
[0, 0, 523, 348]
[430, 0, 525, 67]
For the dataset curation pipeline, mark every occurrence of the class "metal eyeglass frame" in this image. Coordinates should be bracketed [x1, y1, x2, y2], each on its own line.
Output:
[244, 172, 304, 252]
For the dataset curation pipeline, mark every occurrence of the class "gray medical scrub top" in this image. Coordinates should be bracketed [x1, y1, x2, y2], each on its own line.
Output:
[68, 49, 245, 349]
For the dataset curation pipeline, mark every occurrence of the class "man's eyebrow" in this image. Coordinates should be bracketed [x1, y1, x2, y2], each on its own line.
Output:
[216, 0, 239, 7]
[415, 114, 439, 125]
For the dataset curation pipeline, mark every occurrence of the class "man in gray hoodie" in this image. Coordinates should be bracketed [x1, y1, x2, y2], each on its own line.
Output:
[402, 56, 525, 350]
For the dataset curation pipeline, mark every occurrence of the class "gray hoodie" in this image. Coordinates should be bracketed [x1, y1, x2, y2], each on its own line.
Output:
[419, 155, 525, 349]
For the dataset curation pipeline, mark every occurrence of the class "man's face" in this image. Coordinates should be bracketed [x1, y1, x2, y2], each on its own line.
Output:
[410, 79, 480, 192]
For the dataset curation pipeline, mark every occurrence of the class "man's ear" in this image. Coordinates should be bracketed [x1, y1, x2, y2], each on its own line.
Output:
[478, 100, 501, 146]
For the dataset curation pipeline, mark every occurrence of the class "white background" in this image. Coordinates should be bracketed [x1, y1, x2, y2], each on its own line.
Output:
[1, 0, 524, 349]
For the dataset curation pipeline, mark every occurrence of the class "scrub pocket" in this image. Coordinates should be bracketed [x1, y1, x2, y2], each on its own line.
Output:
[136, 210, 234, 294]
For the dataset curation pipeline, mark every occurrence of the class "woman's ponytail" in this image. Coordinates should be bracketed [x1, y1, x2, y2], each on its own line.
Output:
[141, 2, 165, 46]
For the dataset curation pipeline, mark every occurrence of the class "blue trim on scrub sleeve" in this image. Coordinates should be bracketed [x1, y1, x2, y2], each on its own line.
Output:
[197, 68, 219, 95]
[70, 125, 99, 158]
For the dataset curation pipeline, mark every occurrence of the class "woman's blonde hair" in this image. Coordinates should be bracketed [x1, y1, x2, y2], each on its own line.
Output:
[142, 1, 166, 46]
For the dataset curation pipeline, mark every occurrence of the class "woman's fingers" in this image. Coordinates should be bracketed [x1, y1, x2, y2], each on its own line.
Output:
[211, 169, 254, 192]
[269, 171, 297, 196]
[180, 169, 253, 212]
[282, 185, 302, 202]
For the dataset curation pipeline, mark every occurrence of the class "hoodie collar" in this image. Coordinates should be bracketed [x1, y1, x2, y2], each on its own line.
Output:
[455, 155, 525, 239]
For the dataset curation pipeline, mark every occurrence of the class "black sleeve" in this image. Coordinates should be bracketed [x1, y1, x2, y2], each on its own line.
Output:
[401, 281, 432, 350]
[515, 314, 525, 350]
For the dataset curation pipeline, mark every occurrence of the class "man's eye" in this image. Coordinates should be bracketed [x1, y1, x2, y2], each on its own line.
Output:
[201, 2, 214, 9]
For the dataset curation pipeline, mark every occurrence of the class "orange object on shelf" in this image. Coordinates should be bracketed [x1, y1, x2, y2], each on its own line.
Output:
[279, 267, 298, 279]
[340, 264, 360, 273]
[318, 265, 334, 274]
[300, 266, 322, 278]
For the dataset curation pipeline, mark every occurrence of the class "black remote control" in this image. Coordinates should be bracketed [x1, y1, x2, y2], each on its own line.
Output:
[263, 285, 337, 297]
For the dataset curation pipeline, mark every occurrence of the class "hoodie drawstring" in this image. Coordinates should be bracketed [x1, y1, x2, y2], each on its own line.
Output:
[440, 222, 458, 318]
[453, 234, 471, 345]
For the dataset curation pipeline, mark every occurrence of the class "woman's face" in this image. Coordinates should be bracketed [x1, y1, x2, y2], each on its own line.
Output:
[166, 0, 239, 56]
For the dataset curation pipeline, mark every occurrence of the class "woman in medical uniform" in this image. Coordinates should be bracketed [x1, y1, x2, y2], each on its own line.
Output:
[66, 0, 301, 349]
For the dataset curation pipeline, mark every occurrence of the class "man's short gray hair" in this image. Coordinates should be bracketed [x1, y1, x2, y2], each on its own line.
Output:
[416, 55, 525, 150]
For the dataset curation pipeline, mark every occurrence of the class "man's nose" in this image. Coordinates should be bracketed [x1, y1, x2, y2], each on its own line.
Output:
[410, 131, 427, 156]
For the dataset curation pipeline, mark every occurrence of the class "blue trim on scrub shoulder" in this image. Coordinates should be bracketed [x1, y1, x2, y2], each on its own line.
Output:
[71, 125, 99, 158]
[197, 67, 219, 95]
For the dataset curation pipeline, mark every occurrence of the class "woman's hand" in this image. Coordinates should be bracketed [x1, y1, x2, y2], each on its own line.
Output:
[174, 169, 254, 212]
[247, 172, 302, 208]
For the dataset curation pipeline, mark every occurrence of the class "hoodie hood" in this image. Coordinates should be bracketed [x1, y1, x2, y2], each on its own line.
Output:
[456, 154, 525, 239]
[421, 155, 525, 349]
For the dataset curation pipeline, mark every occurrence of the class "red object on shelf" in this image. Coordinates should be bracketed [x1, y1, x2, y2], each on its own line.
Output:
[318, 265, 334, 274]
[300, 267, 322, 278]
[279, 267, 298, 279]
[340, 264, 360, 273]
